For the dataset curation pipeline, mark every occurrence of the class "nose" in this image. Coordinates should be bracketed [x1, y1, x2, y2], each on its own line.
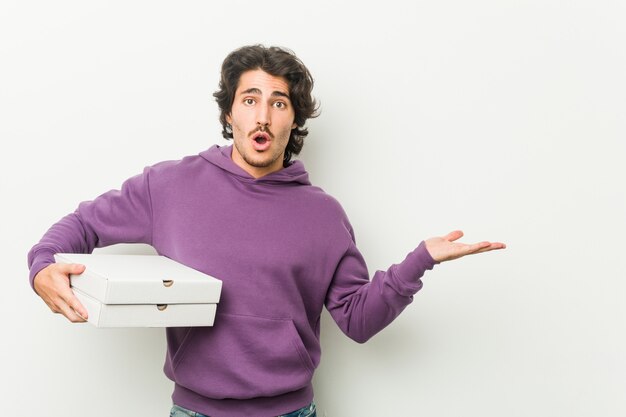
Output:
[256, 102, 270, 128]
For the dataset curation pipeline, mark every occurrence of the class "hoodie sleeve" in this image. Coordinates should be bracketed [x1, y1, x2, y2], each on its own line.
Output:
[27, 168, 154, 290]
[325, 237, 437, 344]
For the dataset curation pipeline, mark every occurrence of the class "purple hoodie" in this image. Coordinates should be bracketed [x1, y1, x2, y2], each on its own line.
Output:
[28, 145, 436, 417]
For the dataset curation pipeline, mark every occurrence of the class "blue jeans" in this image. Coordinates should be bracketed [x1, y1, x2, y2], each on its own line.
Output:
[170, 402, 316, 417]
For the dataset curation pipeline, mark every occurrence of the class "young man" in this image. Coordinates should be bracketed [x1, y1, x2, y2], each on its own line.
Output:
[28, 45, 505, 417]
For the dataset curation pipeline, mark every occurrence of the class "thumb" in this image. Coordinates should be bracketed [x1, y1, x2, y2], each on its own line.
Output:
[444, 230, 464, 242]
[59, 263, 86, 275]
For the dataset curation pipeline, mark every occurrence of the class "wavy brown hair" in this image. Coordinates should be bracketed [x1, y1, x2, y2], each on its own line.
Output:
[213, 45, 319, 165]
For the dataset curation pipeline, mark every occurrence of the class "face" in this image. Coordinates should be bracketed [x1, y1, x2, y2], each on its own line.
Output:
[227, 69, 297, 178]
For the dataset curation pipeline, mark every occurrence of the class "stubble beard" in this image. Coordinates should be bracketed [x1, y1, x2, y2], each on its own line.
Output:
[233, 126, 290, 169]
[236, 142, 283, 168]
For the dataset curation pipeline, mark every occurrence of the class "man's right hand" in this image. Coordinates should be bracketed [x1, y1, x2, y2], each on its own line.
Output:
[34, 263, 88, 323]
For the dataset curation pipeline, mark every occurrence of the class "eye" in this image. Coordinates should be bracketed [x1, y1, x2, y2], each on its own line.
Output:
[244, 98, 255, 106]
[274, 101, 287, 109]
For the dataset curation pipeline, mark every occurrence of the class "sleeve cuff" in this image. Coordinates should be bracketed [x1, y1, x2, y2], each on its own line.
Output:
[394, 240, 438, 285]
[28, 257, 55, 292]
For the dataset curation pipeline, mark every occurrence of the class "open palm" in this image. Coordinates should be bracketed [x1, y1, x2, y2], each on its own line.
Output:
[425, 230, 506, 263]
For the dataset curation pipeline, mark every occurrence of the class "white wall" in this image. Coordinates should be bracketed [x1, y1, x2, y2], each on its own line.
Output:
[2, 1, 625, 416]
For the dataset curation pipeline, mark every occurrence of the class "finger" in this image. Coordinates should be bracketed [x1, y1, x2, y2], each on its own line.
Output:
[72, 308, 88, 322]
[56, 264, 88, 320]
[61, 305, 87, 323]
[53, 280, 88, 321]
[467, 242, 506, 255]
[58, 263, 86, 276]
[444, 230, 464, 242]
[479, 242, 507, 252]
[489, 242, 506, 249]
[51, 295, 86, 323]
[55, 282, 88, 320]
[65, 294, 88, 320]
[42, 298, 59, 314]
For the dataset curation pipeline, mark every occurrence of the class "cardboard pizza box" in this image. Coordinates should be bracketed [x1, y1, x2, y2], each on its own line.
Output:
[72, 288, 217, 328]
[54, 253, 222, 305]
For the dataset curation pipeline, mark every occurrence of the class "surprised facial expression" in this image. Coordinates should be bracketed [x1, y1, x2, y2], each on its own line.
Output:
[227, 69, 297, 179]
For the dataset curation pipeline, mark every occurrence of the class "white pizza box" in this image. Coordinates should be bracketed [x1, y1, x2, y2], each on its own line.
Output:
[54, 253, 222, 305]
[73, 288, 217, 327]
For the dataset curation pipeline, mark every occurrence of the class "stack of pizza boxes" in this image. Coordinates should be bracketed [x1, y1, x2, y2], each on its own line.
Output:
[54, 253, 222, 327]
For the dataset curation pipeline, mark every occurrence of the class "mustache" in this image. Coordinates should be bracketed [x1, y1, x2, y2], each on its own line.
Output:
[248, 125, 274, 138]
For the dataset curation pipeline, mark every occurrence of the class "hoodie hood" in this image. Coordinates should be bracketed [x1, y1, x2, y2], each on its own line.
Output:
[199, 144, 311, 186]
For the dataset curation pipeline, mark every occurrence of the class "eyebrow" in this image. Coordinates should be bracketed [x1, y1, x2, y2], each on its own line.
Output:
[240, 87, 290, 99]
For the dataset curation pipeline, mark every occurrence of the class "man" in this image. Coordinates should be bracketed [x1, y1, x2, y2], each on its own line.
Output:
[28, 45, 505, 417]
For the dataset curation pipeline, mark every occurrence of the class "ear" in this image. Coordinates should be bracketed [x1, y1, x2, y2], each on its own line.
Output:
[226, 113, 232, 124]
[292, 122, 297, 129]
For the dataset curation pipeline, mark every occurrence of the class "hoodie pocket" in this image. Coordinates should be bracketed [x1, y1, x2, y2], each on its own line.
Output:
[171, 313, 315, 399]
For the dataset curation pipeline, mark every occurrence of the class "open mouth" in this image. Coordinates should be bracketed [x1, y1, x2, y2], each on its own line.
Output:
[251, 131, 271, 151]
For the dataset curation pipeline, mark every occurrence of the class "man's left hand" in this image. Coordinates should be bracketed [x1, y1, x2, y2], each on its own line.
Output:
[425, 230, 506, 263]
